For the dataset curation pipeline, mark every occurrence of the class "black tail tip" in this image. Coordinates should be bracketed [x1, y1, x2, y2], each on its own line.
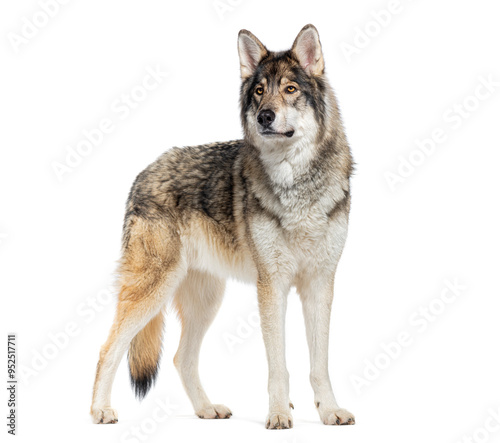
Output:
[129, 367, 158, 400]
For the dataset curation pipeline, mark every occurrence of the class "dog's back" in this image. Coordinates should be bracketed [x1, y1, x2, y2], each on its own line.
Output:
[125, 140, 242, 231]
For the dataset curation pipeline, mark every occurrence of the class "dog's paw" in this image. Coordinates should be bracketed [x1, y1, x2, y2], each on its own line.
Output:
[266, 411, 293, 430]
[91, 407, 118, 424]
[196, 404, 232, 419]
[320, 407, 355, 426]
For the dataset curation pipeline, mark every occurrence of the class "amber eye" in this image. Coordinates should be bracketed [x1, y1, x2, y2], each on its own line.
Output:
[286, 86, 297, 93]
[256, 87, 264, 95]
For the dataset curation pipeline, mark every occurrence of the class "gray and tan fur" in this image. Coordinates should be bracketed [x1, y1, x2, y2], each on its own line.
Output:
[91, 24, 355, 429]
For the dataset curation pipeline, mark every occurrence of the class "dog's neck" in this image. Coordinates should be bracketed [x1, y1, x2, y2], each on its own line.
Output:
[257, 135, 319, 188]
[244, 133, 348, 220]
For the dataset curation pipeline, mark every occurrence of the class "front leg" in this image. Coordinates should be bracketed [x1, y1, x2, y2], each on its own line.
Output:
[297, 270, 355, 425]
[257, 278, 294, 429]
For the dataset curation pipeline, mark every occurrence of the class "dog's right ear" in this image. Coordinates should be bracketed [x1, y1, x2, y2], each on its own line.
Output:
[238, 30, 268, 80]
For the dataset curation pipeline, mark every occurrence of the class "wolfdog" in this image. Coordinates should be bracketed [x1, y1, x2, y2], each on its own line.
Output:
[91, 24, 354, 429]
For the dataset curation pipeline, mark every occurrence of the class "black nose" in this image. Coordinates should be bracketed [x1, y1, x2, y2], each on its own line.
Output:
[257, 110, 275, 128]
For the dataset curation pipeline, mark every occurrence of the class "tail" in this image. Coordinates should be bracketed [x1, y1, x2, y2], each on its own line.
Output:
[128, 311, 164, 399]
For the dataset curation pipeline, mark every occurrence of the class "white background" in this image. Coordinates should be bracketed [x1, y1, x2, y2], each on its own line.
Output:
[1, 1, 500, 442]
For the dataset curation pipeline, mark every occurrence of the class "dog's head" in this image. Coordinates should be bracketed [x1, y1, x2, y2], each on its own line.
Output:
[238, 24, 333, 149]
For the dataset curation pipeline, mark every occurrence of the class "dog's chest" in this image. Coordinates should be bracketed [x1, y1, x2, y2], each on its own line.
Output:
[274, 191, 330, 247]
[274, 180, 347, 252]
[286, 210, 328, 256]
[250, 149, 348, 261]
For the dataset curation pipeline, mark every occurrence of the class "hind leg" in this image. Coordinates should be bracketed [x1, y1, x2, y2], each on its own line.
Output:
[173, 270, 231, 419]
[91, 218, 186, 423]
[91, 300, 161, 423]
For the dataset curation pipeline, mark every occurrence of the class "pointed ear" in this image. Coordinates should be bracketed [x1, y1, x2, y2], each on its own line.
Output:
[292, 24, 325, 76]
[238, 30, 268, 80]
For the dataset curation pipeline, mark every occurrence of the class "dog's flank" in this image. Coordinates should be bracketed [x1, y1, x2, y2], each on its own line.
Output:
[91, 24, 355, 429]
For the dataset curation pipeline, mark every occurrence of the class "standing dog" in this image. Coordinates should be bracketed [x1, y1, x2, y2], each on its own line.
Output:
[91, 24, 354, 429]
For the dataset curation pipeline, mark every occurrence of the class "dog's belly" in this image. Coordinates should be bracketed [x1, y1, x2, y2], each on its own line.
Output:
[181, 217, 257, 284]
[186, 242, 257, 283]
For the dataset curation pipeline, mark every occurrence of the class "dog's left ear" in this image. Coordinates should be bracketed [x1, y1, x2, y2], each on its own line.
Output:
[292, 24, 325, 76]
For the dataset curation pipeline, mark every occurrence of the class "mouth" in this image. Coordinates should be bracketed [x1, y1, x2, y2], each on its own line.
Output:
[261, 130, 295, 138]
